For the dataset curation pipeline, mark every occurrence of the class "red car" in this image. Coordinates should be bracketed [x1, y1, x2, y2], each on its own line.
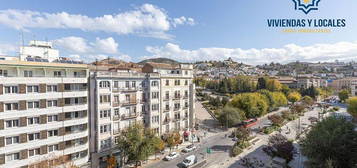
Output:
[242, 118, 258, 128]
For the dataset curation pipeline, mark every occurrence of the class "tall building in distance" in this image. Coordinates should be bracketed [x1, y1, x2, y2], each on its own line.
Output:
[89, 63, 195, 167]
[0, 41, 89, 168]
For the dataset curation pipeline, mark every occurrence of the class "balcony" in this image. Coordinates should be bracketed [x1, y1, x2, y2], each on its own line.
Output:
[120, 87, 142, 92]
[173, 95, 181, 100]
[113, 115, 120, 121]
[121, 113, 138, 120]
[163, 118, 171, 124]
[113, 129, 121, 135]
[163, 97, 170, 101]
[140, 99, 147, 104]
[183, 106, 188, 110]
[173, 117, 181, 122]
[112, 102, 120, 107]
[121, 100, 137, 106]
[183, 95, 189, 99]
[163, 108, 170, 112]
[174, 107, 181, 111]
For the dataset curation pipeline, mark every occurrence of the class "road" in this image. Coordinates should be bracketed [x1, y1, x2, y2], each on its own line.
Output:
[145, 131, 234, 168]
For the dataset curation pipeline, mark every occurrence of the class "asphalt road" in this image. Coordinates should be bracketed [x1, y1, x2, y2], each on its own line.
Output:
[145, 132, 234, 168]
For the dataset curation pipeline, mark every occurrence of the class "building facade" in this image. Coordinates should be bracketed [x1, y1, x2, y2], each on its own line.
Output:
[89, 63, 195, 167]
[0, 42, 89, 168]
[351, 81, 357, 97]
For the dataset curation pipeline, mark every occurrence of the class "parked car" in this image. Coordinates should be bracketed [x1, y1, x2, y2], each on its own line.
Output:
[164, 152, 179, 161]
[182, 155, 197, 168]
[232, 137, 238, 141]
[182, 144, 197, 153]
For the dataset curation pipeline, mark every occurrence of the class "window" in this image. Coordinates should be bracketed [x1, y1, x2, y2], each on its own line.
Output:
[165, 103, 170, 110]
[113, 81, 119, 88]
[28, 148, 41, 157]
[48, 130, 58, 137]
[151, 81, 158, 86]
[100, 138, 111, 149]
[151, 115, 159, 123]
[48, 115, 58, 122]
[24, 70, 33, 77]
[5, 136, 19, 145]
[174, 80, 180, 86]
[48, 144, 59, 152]
[174, 103, 180, 110]
[165, 91, 170, 100]
[185, 70, 188, 75]
[100, 95, 110, 103]
[5, 103, 18, 111]
[100, 110, 111, 118]
[27, 85, 39, 93]
[47, 85, 58, 92]
[27, 101, 40, 109]
[152, 104, 159, 111]
[185, 90, 189, 97]
[54, 71, 62, 77]
[6, 120, 19, 128]
[100, 124, 111, 133]
[28, 133, 40, 141]
[0, 69, 8, 77]
[113, 95, 119, 103]
[132, 81, 136, 88]
[6, 153, 20, 161]
[152, 92, 159, 99]
[28, 117, 40, 125]
[165, 80, 169, 86]
[125, 95, 130, 101]
[73, 71, 81, 77]
[99, 81, 110, 88]
[125, 81, 130, 88]
[47, 100, 58, 107]
[4, 86, 18, 94]
[185, 80, 188, 85]
[114, 108, 120, 116]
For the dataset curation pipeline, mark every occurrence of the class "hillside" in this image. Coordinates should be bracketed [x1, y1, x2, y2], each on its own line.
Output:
[138, 57, 179, 65]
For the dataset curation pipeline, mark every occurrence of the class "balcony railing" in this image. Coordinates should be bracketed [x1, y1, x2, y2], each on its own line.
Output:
[183, 106, 188, 110]
[174, 107, 181, 111]
[183, 95, 189, 99]
[163, 108, 170, 112]
[121, 113, 138, 120]
[163, 118, 171, 124]
[173, 95, 181, 100]
[173, 117, 181, 122]
[113, 115, 120, 121]
[113, 129, 121, 135]
[121, 100, 137, 106]
[113, 102, 120, 107]
[163, 97, 170, 101]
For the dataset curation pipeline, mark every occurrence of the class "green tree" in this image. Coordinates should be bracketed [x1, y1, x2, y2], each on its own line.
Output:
[347, 97, 357, 119]
[300, 86, 319, 99]
[266, 79, 282, 92]
[272, 92, 288, 107]
[257, 77, 268, 90]
[338, 89, 349, 102]
[231, 93, 269, 118]
[301, 117, 357, 168]
[281, 84, 291, 96]
[217, 106, 245, 127]
[268, 134, 295, 162]
[235, 127, 251, 142]
[287, 91, 302, 103]
[268, 114, 284, 127]
[301, 95, 314, 106]
[164, 132, 181, 151]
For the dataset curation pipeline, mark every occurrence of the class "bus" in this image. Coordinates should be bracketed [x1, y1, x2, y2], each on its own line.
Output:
[242, 118, 258, 128]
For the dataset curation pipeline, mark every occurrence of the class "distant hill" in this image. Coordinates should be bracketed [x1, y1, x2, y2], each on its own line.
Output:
[138, 58, 179, 65]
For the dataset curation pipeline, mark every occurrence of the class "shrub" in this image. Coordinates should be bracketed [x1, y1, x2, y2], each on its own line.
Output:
[263, 126, 279, 134]
[268, 114, 284, 127]
[232, 145, 243, 157]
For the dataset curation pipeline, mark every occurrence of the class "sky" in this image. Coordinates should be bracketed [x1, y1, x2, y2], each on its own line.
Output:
[0, 0, 357, 65]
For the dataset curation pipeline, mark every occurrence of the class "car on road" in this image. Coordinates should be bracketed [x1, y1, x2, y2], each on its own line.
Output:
[182, 155, 197, 167]
[232, 137, 238, 141]
[182, 144, 197, 153]
[242, 118, 258, 128]
[164, 152, 179, 161]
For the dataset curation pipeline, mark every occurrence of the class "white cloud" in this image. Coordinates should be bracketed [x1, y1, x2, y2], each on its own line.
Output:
[94, 37, 118, 54]
[54, 36, 129, 62]
[0, 4, 195, 39]
[143, 41, 357, 65]
[172, 16, 195, 27]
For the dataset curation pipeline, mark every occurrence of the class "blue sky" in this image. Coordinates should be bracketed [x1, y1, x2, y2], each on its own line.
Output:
[0, 0, 356, 64]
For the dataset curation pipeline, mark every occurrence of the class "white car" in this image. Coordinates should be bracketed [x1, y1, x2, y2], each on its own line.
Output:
[182, 145, 197, 153]
[164, 152, 179, 161]
[182, 155, 197, 168]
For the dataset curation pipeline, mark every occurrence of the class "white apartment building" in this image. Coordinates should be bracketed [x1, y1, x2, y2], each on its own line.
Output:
[296, 77, 327, 89]
[89, 70, 160, 167]
[351, 81, 357, 97]
[0, 41, 89, 168]
[89, 63, 195, 168]
[142, 63, 195, 136]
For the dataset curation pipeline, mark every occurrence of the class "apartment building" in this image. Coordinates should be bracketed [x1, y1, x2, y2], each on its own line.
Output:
[142, 63, 195, 136]
[0, 41, 89, 168]
[330, 77, 357, 91]
[89, 70, 160, 167]
[296, 77, 327, 89]
[351, 81, 357, 97]
[89, 63, 195, 167]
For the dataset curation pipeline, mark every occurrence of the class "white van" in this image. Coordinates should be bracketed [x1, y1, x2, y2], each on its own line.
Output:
[182, 155, 197, 168]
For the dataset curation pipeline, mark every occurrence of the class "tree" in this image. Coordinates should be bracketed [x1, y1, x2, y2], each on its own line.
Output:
[272, 92, 288, 107]
[164, 131, 181, 151]
[268, 134, 295, 162]
[281, 84, 291, 96]
[317, 87, 333, 99]
[266, 79, 282, 92]
[217, 106, 245, 127]
[347, 97, 357, 119]
[268, 114, 284, 127]
[235, 126, 251, 142]
[287, 91, 301, 103]
[300, 86, 319, 99]
[338, 89, 349, 103]
[230, 93, 269, 118]
[301, 117, 357, 168]
[290, 104, 306, 115]
[116, 124, 162, 166]
[301, 96, 314, 106]
[257, 77, 268, 90]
